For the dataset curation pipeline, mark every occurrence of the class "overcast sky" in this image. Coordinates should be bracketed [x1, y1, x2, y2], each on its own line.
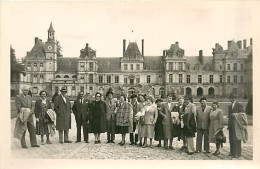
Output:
[1, 1, 254, 59]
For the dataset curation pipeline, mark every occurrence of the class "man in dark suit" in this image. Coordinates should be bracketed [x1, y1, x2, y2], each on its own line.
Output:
[72, 91, 90, 143]
[15, 86, 40, 148]
[105, 90, 116, 143]
[196, 97, 212, 153]
[54, 86, 72, 144]
[228, 94, 244, 158]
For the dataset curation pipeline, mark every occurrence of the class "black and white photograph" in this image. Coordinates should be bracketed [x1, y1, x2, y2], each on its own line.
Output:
[1, 1, 260, 169]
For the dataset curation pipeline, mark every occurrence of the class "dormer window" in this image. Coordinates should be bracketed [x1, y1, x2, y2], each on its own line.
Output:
[64, 75, 69, 78]
[56, 75, 61, 78]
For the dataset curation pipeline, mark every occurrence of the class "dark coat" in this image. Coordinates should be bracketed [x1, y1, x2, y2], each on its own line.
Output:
[72, 98, 90, 123]
[34, 99, 52, 118]
[89, 101, 107, 133]
[183, 112, 197, 137]
[54, 95, 72, 130]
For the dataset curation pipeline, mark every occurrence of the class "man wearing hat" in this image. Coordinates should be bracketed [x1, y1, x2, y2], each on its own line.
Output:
[129, 94, 140, 145]
[228, 94, 244, 158]
[105, 90, 116, 143]
[183, 95, 197, 155]
[196, 97, 212, 153]
[54, 86, 72, 144]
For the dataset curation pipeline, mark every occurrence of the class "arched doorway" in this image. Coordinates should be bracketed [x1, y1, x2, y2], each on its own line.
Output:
[186, 87, 192, 96]
[208, 87, 215, 96]
[197, 87, 203, 96]
[128, 88, 135, 95]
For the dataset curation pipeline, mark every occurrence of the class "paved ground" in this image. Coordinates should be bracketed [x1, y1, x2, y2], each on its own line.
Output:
[11, 117, 253, 160]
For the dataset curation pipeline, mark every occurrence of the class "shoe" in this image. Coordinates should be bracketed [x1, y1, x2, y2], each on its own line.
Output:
[164, 146, 169, 150]
[169, 146, 175, 150]
[118, 141, 122, 145]
[120, 141, 125, 146]
[64, 141, 72, 143]
[213, 151, 220, 156]
[95, 141, 98, 144]
[157, 144, 161, 147]
[130, 142, 134, 145]
[138, 142, 142, 147]
[46, 140, 52, 144]
[188, 152, 194, 155]
[98, 140, 101, 143]
[111, 140, 115, 144]
[106, 140, 111, 144]
[75, 141, 81, 143]
[22, 146, 28, 149]
[59, 141, 63, 144]
[180, 146, 187, 150]
[142, 144, 148, 148]
[31, 145, 40, 147]
[134, 142, 138, 145]
[85, 141, 89, 143]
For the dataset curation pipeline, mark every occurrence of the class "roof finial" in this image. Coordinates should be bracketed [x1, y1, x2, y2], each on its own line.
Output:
[48, 22, 55, 32]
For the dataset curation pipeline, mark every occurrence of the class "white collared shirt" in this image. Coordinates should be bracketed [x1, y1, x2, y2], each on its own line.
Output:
[232, 101, 236, 109]
[168, 102, 171, 109]
[61, 95, 66, 103]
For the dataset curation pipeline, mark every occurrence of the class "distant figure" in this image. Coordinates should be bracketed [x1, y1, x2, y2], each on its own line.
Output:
[52, 92, 59, 103]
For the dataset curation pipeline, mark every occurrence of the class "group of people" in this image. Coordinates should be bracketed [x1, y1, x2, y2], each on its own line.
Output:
[14, 86, 248, 159]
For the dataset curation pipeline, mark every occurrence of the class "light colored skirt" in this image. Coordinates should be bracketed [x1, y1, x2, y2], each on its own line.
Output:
[141, 124, 155, 138]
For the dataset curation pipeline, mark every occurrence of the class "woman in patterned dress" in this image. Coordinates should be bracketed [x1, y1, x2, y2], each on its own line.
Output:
[35, 90, 52, 144]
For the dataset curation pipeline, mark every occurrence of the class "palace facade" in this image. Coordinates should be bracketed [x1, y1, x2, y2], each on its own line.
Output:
[15, 23, 253, 99]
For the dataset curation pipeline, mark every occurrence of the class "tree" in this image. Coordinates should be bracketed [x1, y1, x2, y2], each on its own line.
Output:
[10, 46, 26, 82]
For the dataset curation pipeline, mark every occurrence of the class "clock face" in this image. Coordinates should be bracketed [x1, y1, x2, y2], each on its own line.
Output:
[48, 46, 53, 50]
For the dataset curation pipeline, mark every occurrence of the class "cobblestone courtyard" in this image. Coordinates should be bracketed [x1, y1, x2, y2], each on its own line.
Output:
[11, 118, 253, 160]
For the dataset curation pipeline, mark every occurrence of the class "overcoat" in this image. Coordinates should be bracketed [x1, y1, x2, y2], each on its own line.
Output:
[89, 100, 107, 133]
[105, 99, 117, 121]
[208, 108, 223, 143]
[183, 102, 197, 137]
[54, 95, 72, 130]
[34, 99, 52, 118]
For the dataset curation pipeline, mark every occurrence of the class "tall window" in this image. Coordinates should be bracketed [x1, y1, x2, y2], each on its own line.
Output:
[124, 78, 127, 84]
[234, 63, 237, 71]
[124, 64, 128, 70]
[147, 75, 151, 84]
[234, 75, 237, 84]
[220, 75, 223, 83]
[219, 65, 222, 70]
[89, 74, 93, 83]
[169, 74, 173, 83]
[227, 76, 231, 84]
[136, 77, 140, 84]
[40, 63, 43, 67]
[179, 63, 183, 70]
[107, 75, 111, 83]
[80, 62, 85, 71]
[159, 75, 163, 83]
[99, 75, 103, 83]
[198, 75, 202, 83]
[33, 74, 37, 83]
[130, 64, 133, 70]
[34, 63, 37, 71]
[169, 62, 173, 70]
[240, 76, 244, 84]
[146, 66, 150, 70]
[80, 86, 84, 92]
[187, 75, 190, 84]
[179, 74, 183, 83]
[89, 62, 94, 71]
[27, 62, 31, 67]
[227, 64, 231, 70]
[210, 75, 214, 84]
[136, 64, 140, 70]
[115, 75, 119, 83]
[241, 64, 244, 71]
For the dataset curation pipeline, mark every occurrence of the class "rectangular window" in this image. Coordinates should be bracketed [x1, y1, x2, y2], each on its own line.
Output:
[89, 74, 93, 83]
[159, 75, 163, 83]
[80, 86, 84, 92]
[169, 74, 173, 83]
[115, 75, 119, 83]
[136, 78, 140, 84]
[130, 64, 133, 70]
[124, 64, 128, 70]
[124, 78, 127, 84]
[227, 64, 230, 70]
[210, 75, 214, 84]
[179, 63, 183, 70]
[40, 75, 43, 79]
[234, 75, 237, 84]
[99, 75, 103, 83]
[107, 75, 111, 83]
[198, 75, 202, 83]
[241, 64, 244, 71]
[234, 63, 237, 71]
[33, 74, 37, 83]
[80, 62, 84, 68]
[89, 86, 93, 90]
[136, 64, 140, 70]
[147, 75, 151, 84]
[89, 62, 94, 71]
[220, 75, 223, 83]
[179, 74, 183, 83]
[227, 76, 231, 84]
[219, 65, 222, 70]
[187, 75, 190, 84]
[169, 62, 173, 70]
[240, 76, 243, 84]
[146, 66, 150, 70]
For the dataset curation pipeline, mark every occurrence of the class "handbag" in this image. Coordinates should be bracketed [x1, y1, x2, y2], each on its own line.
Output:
[43, 114, 53, 124]
[139, 116, 145, 125]
[216, 129, 226, 143]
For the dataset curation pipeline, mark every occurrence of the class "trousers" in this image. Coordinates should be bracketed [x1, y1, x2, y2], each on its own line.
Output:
[21, 121, 37, 147]
[76, 120, 89, 142]
[196, 129, 209, 151]
[187, 137, 195, 153]
[59, 130, 69, 142]
[106, 119, 115, 141]
[229, 127, 242, 157]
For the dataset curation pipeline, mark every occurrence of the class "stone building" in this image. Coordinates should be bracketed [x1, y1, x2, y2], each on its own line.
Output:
[17, 23, 253, 99]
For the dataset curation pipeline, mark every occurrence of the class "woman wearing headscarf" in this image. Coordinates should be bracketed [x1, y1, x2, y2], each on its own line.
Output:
[208, 101, 224, 155]
[89, 92, 107, 144]
[115, 94, 133, 146]
[35, 90, 53, 144]
[141, 95, 158, 148]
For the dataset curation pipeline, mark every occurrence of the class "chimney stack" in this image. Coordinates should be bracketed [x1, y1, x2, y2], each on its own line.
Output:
[35, 37, 38, 44]
[228, 41, 231, 48]
[250, 38, 253, 46]
[199, 50, 203, 64]
[85, 43, 89, 56]
[237, 40, 242, 49]
[123, 39, 126, 53]
[142, 39, 144, 56]
[243, 39, 247, 49]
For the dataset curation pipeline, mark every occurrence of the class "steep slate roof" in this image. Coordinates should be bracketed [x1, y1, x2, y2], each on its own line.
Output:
[186, 56, 213, 71]
[226, 40, 248, 59]
[48, 22, 55, 32]
[144, 56, 164, 70]
[124, 42, 141, 57]
[97, 57, 121, 72]
[57, 57, 78, 73]
[25, 39, 46, 59]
